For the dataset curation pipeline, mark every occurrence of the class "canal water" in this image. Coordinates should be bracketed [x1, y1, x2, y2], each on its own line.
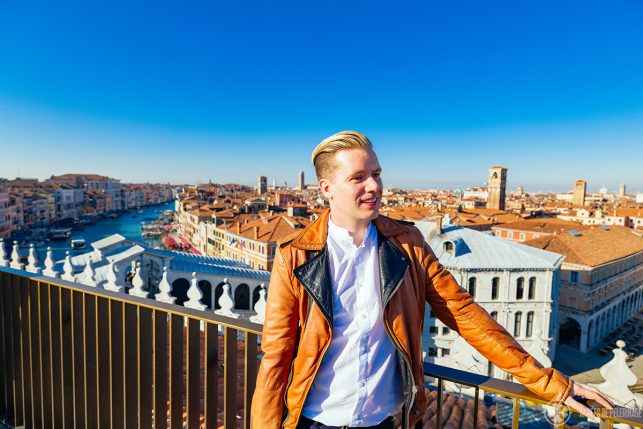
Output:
[42, 201, 175, 262]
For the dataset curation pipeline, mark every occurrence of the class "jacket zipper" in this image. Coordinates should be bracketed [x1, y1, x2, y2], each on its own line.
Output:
[382, 266, 417, 429]
[284, 291, 333, 429]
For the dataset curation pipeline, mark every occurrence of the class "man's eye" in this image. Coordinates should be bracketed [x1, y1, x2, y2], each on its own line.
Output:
[353, 176, 363, 181]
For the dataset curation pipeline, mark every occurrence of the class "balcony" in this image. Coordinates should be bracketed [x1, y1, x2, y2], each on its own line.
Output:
[0, 266, 641, 429]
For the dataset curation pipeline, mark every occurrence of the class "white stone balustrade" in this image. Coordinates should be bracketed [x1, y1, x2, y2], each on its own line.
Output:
[26, 244, 41, 274]
[155, 266, 176, 304]
[42, 247, 59, 278]
[215, 278, 240, 319]
[61, 251, 75, 282]
[185, 272, 206, 310]
[104, 261, 124, 293]
[0, 239, 9, 267]
[10, 241, 24, 270]
[250, 283, 266, 324]
[129, 260, 148, 298]
[80, 256, 97, 287]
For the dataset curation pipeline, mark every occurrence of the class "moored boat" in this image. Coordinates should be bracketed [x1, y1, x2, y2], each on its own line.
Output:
[71, 238, 86, 249]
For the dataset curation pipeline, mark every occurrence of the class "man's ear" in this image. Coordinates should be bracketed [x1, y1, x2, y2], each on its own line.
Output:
[319, 178, 332, 200]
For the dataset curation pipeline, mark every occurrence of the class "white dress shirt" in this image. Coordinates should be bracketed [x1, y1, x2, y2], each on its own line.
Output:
[300, 218, 402, 427]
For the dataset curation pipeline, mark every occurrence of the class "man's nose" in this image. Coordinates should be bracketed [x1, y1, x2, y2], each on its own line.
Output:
[365, 176, 381, 193]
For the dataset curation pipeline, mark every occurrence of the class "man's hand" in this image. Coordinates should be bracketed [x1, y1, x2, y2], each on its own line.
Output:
[563, 380, 614, 419]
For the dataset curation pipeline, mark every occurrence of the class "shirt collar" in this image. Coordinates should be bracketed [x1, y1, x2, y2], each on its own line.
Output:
[327, 216, 374, 250]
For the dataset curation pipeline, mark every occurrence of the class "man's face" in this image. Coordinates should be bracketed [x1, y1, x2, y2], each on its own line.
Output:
[319, 147, 383, 229]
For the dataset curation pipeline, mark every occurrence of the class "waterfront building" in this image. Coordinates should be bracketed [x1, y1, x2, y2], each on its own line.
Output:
[486, 166, 507, 211]
[51, 174, 124, 211]
[212, 212, 311, 271]
[54, 183, 85, 220]
[573, 180, 587, 207]
[417, 217, 563, 379]
[0, 192, 9, 238]
[523, 225, 643, 353]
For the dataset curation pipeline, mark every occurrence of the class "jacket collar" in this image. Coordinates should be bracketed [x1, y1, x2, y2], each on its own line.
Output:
[291, 208, 409, 250]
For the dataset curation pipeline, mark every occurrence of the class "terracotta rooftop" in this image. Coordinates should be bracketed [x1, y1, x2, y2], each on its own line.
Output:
[524, 225, 643, 267]
[493, 218, 587, 234]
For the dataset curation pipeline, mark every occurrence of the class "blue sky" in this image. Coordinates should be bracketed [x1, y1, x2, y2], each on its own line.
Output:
[1, 0, 642, 192]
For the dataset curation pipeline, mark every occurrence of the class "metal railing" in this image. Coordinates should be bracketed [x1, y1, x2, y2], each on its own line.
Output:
[1, 266, 642, 428]
[424, 362, 643, 429]
[0, 266, 261, 429]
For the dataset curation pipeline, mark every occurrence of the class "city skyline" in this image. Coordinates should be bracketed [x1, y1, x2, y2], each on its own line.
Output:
[1, 0, 642, 191]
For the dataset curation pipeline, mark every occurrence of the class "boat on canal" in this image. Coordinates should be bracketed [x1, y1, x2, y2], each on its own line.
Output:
[71, 238, 86, 249]
[48, 228, 72, 240]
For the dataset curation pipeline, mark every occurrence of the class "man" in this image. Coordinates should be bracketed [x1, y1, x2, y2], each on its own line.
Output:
[251, 131, 612, 429]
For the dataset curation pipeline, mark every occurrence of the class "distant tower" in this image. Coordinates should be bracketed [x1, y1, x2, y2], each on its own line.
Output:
[298, 170, 305, 191]
[258, 176, 268, 195]
[487, 166, 507, 211]
[517, 186, 524, 197]
[573, 180, 586, 206]
[619, 183, 626, 198]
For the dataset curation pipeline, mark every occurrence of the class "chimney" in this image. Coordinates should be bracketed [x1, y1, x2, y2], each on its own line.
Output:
[253, 226, 258, 240]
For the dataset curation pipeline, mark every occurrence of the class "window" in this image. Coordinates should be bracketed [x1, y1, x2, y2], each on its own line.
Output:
[427, 347, 438, 357]
[490, 311, 498, 320]
[514, 312, 522, 337]
[444, 242, 453, 253]
[442, 327, 450, 335]
[441, 348, 450, 356]
[492, 277, 499, 300]
[516, 277, 524, 300]
[429, 310, 436, 319]
[429, 326, 439, 334]
[526, 312, 534, 337]
[528, 277, 536, 300]
[468, 277, 476, 298]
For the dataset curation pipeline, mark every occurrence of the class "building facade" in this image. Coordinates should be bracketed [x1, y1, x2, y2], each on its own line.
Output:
[418, 218, 563, 379]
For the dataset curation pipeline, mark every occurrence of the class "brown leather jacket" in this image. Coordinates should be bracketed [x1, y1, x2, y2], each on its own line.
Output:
[251, 209, 572, 429]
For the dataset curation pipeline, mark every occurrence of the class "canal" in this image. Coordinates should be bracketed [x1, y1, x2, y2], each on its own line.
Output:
[43, 201, 175, 262]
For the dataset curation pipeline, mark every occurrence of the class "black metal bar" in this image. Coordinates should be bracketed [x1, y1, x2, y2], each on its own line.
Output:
[97, 296, 111, 429]
[124, 303, 139, 429]
[0, 272, 10, 424]
[110, 300, 125, 428]
[10, 276, 25, 426]
[84, 294, 98, 428]
[169, 314, 184, 429]
[153, 310, 168, 429]
[187, 318, 201, 428]
[224, 326, 238, 429]
[15, 275, 28, 428]
[49, 285, 63, 428]
[38, 281, 53, 429]
[244, 332, 258, 429]
[139, 306, 153, 429]
[204, 323, 218, 429]
[72, 291, 86, 428]
[60, 287, 74, 428]
[28, 279, 42, 428]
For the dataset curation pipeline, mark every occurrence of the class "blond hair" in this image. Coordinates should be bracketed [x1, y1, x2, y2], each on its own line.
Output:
[311, 130, 373, 180]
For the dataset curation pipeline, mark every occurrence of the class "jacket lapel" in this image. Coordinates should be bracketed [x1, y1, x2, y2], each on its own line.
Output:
[378, 232, 410, 306]
[293, 246, 333, 325]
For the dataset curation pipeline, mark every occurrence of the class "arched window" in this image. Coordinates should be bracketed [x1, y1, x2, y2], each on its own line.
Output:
[526, 312, 534, 337]
[468, 277, 476, 298]
[528, 277, 536, 300]
[516, 277, 524, 300]
[491, 277, 500, 300]
[444, 242, 453, 253]
[490, 311, 498, 320]
[514, 312, 522, 337]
